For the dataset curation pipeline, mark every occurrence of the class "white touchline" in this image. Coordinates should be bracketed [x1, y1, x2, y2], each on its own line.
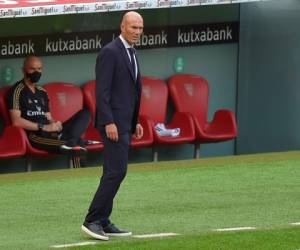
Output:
[51, 241, 98, 248]
[133, 233, 180, 238]
[50, 223, 299, 248]
[213, 227, 256, 232]
[290, 222, 300, 226]
[50, 233, 179, 248]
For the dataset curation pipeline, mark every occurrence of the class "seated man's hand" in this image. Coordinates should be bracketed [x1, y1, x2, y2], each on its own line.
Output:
[54, 121, 63, 132]
[44, 121, 62, 132]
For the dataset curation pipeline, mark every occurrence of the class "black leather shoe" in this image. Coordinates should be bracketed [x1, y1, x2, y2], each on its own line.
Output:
[81, 221, 109, 240]
[103, 223, 132, 236]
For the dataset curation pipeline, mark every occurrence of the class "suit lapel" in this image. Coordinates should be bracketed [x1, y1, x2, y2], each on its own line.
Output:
[115, 38, 135, 81]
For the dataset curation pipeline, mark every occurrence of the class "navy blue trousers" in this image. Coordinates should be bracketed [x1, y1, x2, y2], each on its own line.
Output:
[85, 131, 131, 226]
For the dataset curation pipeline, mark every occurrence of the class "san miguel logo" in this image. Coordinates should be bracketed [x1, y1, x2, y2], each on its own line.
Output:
[63, 5, 90, 13]
[0, 22, 239, 58]
[0, 0, 264, 18]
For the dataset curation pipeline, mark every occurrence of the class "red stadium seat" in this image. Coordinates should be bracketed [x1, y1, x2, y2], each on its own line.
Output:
[140, 77, 195, 161]
[44, 82, 103, 152]
[0, 86, 26, 159]
[26, 82, 85, 157]
[28, 82, 84, 155]
[44, 82, 84, 122]
[0, 86, 11, 126]
[0, 126, 27, 159]
[168, 74, 238, 157]
[82, 80, 153, 150]
[23, 82, 87, 170]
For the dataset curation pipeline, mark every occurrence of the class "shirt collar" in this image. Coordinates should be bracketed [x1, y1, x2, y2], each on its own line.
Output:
[119, 35, 133, 49]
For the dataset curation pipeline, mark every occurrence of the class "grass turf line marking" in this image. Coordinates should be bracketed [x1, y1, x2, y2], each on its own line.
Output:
[212, 227, 256, 232]
[132, 233, 180, 238]
[290, 222, 300, 226]
[51, 233, 179, 248]
[51, 241, 98, 248]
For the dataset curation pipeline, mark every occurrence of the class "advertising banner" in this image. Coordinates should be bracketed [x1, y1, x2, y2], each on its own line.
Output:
[0, 0, 267, 18]
[0, 22, 239, 58]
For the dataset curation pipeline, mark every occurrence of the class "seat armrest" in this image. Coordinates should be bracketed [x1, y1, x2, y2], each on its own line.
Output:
[0, 125, 27, 154]
[167, 112, 195, 137]
[210, 109, 237, 133]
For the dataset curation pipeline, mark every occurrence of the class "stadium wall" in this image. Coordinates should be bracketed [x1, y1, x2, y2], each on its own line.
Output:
[1, 1, 299, 171]
[0, 5, 238, 171]
[237, 0, 300, 154]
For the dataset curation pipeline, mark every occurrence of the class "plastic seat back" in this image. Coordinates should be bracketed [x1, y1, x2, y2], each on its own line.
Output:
[0, 86, 27, 159]
[168, 74, 209, 127]
[0, 86, 12, 126]
[140, 77, 168, 124]
[43, 82, 83, 122]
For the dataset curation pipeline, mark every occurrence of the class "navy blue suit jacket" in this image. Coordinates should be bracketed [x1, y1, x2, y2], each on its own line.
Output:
[95, 37, 142, 134]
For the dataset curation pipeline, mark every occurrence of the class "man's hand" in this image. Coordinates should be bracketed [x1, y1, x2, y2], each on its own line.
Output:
[10, 109, 63, 133]
[105, 123, 118, 142]
[52, 120, 62, 131]
[43, 121, 62, 132]
[134, 123, 143, 139]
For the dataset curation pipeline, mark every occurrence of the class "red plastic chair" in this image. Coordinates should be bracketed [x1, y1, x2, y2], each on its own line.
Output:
[44, 82, 84, 123]
[0, 86, 26, 159]
[20, 82, 86, 170]
[140, 77, 195, 161]
[44, 82, 103, 153]
[0, 86, 11, 127]
[0, 126, 27, 159]
[82, 80, 153, 150]
[168, 74, 237, 157]
[22, 82, 86, 169]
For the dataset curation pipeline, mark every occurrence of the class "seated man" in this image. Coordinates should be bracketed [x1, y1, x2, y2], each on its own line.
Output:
[7, 55, 90, 162]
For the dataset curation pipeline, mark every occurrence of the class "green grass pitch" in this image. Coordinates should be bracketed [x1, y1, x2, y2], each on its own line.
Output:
[0, 151, 299, 249]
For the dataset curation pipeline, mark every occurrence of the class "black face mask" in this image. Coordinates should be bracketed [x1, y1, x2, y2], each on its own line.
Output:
[26, 71, 42, 83]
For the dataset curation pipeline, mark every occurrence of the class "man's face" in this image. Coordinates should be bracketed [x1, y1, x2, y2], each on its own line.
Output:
[24, 58, 43, 75]
[121, 14, 144, 45]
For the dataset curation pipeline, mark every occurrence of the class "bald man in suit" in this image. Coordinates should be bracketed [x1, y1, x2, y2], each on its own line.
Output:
[82, 11, 144, 240]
